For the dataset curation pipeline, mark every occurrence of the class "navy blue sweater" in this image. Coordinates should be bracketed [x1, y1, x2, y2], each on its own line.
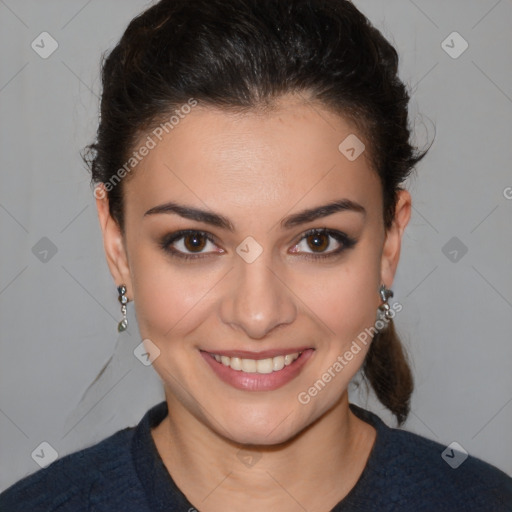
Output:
[1, 401, 511, 511]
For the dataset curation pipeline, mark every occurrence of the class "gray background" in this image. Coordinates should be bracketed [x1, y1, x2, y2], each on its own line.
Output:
[1, 0, 511, 491]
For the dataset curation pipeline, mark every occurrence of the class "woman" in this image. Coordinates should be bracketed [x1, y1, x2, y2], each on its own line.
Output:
[1, 0, 510, 510]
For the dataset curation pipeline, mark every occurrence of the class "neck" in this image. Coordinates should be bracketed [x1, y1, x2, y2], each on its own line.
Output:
[151, 388, 376, 512]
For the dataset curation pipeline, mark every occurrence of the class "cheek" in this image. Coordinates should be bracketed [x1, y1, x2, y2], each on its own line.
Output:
[302, 254, 381, 341]
[129, 247, 213, 342]
[129, 226, 382, 348]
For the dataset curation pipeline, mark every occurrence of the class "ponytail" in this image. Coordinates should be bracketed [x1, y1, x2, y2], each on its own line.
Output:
[362, 318, 414, 426]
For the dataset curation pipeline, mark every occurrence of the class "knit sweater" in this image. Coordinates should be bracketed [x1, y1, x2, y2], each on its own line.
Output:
[1, 401, 511, 511]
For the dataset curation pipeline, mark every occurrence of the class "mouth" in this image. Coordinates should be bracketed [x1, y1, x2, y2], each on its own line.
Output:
[200, 348, 315, 391]
[209, 350, 304, 374]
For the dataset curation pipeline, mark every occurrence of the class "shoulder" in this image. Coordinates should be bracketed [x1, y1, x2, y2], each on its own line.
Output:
[387, 427, 512, 510]
[348, 404, 512, 511]
[0, 426, 147, 512]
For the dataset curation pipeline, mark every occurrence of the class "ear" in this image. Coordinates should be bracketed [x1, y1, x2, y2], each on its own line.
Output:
[380, 189, 411, 289]
[95, 184, 133, 298]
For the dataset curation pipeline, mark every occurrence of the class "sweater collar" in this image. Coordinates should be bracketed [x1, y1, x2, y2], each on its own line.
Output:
[132, 400, 390, 511]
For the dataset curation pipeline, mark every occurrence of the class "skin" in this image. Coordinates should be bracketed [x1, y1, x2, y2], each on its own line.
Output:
[96, 93, 411, 512]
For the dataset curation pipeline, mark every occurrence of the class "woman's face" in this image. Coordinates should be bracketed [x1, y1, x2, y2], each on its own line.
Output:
[98, 94, 410, 445]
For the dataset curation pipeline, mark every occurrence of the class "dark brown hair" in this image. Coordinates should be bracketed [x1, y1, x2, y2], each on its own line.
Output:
[83, 0, 431, 426]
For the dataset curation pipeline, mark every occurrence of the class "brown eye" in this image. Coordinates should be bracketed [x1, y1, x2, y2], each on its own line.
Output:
[290, 228, 357, 259]
[183, 233, 207, 252]
[306, 232, 329, 252]
[161, 230, 224, 260]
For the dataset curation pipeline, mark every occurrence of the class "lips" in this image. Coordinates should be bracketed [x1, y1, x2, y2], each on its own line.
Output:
[200, 348, 315, 391]
[209, 351, 302, 374]
[204, 347, 312, 360]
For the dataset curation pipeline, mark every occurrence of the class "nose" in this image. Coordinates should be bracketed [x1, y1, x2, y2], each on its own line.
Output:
[219, 254, 297, 340]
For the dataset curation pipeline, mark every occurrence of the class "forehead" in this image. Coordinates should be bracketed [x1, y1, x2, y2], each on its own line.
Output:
[124, 96, 382, 220]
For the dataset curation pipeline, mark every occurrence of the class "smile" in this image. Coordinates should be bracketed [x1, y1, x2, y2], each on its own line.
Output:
[200, 348, 315, 391]
[209, 352, 302, 374]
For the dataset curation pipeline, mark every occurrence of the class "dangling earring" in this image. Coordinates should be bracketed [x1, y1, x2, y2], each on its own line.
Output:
[377, 284, 394, 322]
[117, 284, 129, 332]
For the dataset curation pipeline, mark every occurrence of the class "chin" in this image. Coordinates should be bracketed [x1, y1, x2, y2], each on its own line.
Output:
[211, 404, 307, 447]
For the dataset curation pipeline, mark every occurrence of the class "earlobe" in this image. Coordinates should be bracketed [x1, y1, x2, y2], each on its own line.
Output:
[380, 189, 412, 288]
[94, 184, 132, 296]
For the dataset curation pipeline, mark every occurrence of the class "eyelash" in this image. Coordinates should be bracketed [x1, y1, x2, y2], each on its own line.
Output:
[160, 228, 357, 261]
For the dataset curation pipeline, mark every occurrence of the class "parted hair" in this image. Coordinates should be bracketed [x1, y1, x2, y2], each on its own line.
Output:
[83, 0, 431, 426]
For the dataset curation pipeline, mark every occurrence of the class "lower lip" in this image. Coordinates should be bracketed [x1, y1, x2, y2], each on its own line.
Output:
[200, 349, 315, 391]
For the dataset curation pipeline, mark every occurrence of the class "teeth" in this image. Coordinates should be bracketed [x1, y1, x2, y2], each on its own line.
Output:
[241, 358, 257, 373]
[211, 352, 302, 373]
[284, 353, 296, 366]
[257, 358, 274, 374]
[230, 357, 242, 371]
[273, 356, 285, 371]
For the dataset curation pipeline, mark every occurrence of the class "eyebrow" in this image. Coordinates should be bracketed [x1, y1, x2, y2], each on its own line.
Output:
[144, 199, 366, 231]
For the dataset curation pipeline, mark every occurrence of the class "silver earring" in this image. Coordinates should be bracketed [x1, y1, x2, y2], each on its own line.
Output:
[117, 284, 129, 332]
[377, 284, 394, 322]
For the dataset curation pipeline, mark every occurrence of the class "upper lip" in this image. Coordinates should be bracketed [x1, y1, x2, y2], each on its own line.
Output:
[201, 347, 313, 360]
